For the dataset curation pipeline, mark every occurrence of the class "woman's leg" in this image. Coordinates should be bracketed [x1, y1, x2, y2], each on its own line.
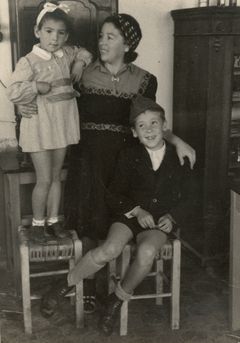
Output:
[46, 147, 67, 219]
[68, 222, 133, 285]
[121, 229, 167, 294]
[30, 151, 52, 220]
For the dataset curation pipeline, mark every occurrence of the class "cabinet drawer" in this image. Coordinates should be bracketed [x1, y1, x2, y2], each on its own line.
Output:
[174, 18, 210, 35]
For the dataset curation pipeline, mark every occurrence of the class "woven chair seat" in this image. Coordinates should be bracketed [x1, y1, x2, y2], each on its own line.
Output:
[19, 227, 77, 262]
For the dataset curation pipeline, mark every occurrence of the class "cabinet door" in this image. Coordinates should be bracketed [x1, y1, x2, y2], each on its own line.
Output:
[173, 36, 209, 168]
[11, 0, 118, 59]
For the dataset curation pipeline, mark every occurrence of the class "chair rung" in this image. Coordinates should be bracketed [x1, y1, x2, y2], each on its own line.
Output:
[131, 293, 172, 300]
[30, 269, 68, 278]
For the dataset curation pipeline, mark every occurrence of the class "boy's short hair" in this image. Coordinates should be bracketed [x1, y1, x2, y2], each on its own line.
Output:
[130, 95, 165, 127]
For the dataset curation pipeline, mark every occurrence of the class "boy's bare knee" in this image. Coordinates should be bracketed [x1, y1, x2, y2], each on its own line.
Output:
[101, 241, 122, 262]
[136, 243, 157, 266]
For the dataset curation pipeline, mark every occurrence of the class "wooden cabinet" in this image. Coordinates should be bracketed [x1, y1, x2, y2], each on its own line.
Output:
[171, 7, 240, 263]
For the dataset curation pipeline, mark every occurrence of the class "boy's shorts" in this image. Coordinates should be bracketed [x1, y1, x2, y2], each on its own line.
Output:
[112, 214, 160, 239]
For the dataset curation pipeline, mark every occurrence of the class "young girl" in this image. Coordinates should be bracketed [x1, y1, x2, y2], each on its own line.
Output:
[6, 2, 92, 242]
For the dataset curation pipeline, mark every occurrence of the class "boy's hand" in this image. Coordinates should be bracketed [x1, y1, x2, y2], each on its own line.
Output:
[71, 60, 85, 83]
[133, 207, 155, 229]
[36, 81, 51, 95]
[157, 214, 173, 233]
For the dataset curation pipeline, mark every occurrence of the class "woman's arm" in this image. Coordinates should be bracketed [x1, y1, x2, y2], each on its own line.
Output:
[164, 130, 196, 169]
[142, 74, 196, 169]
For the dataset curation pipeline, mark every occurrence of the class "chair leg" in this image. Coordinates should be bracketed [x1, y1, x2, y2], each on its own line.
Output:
[156, 259, 164, 305]
[120, 301, 128, 336]
[119, 245, 131, 336]
[108, 259, 117, 294]
[119, 245, 131, 278]
[171, 239, 181, 330]
[20, 241, 32, 334]
[72, 238, 84, 329]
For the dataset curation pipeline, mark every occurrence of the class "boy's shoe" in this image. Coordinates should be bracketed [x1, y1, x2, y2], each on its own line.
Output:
[99, 293, 123, 336]
[40, 278, 74, 318]
[47, 221, 70, 239]
[28, 226, 46, 243]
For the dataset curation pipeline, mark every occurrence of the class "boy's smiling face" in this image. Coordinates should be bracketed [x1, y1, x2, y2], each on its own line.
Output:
[132, 110, 166, 151]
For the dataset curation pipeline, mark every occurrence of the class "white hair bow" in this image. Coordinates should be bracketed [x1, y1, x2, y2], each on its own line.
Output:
[36, 2, 70, 27]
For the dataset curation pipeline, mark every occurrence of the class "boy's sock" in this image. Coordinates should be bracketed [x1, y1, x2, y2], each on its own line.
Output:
[115, 281, 132, 301]
[68, 251, 104, 286]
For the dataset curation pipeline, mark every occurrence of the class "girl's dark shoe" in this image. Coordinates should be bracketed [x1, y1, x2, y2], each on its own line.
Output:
[47, 221, 70, 239]
[28, 226, 46, 243]
[99, 293, 123, 336]
[40, 279, 74, 318]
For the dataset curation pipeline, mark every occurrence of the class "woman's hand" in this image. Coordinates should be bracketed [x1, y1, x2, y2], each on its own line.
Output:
[17, 102, 38, 118]
[36, 81, 51, 95]
[133, 207, 155, 229]
[157, 214, 173, 233]
[175, 137, 196, 169]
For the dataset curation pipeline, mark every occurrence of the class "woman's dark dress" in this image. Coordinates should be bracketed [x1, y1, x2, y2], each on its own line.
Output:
[64, 59, 157, 239]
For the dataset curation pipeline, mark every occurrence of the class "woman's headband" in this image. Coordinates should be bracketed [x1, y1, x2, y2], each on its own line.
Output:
[117, 14, 142, 51]
[36, 2, 70, 27]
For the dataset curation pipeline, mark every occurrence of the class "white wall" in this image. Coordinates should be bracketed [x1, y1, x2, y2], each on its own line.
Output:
[119, 0, 198, 128]
[0, 0, 17, 152]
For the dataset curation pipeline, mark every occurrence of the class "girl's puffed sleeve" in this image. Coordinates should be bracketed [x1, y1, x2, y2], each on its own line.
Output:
[6, 57, 38, 104]
[64, 45, 92, 68]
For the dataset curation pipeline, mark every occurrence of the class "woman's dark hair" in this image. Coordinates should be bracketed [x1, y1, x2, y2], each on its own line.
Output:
[102, 15, 140, 63]
[36, 2, 73, 35]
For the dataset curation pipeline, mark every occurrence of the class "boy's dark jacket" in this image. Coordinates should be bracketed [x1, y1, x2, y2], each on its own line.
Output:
[106, 141, 196, 227]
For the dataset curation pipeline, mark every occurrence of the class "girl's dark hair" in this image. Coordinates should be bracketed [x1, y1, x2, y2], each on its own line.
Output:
[102, 16, 139, 63]
[36, 3, 72, 34]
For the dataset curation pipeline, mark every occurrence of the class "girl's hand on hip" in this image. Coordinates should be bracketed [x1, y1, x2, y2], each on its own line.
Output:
[157, 214, 173, 233]
[36, 81, 51, 95]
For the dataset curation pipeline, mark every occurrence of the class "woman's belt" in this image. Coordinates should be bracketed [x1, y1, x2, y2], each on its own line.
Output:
[81, 122, 131, 134]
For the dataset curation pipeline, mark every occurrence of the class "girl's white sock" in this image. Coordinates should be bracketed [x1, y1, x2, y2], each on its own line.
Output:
[47, 216, 59, 226]
[32, 218, 45, 227]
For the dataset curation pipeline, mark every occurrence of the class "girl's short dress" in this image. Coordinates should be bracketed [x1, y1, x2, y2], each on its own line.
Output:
[6, 44, 91, 152]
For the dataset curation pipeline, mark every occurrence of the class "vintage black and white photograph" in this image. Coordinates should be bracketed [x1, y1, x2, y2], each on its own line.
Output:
[0, 0, 239, 342]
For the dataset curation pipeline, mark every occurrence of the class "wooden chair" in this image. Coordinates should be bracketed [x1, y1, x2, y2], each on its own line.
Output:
[3, 170, 84, 334]
[108, 238, 181, 336]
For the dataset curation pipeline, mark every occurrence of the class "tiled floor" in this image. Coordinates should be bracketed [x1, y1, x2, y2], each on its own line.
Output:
[0, 250, 238, 343]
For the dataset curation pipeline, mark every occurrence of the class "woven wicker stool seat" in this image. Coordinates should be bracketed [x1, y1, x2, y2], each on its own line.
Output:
[18, 225, 84, 334]
[108, 239, 181, 336]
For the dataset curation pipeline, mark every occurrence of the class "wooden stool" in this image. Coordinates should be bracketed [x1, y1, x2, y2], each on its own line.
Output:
[18, 226, 84, 334]
[108, 239, 181, 336]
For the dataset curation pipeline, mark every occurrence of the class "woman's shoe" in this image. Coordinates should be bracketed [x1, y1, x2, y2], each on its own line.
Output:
[99, 293, 123, 336]
[40, 279, 74, 318]
[83, 295, 96, 314]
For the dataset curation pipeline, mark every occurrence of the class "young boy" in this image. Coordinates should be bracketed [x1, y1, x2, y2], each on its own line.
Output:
[41, 95, 195, 335]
